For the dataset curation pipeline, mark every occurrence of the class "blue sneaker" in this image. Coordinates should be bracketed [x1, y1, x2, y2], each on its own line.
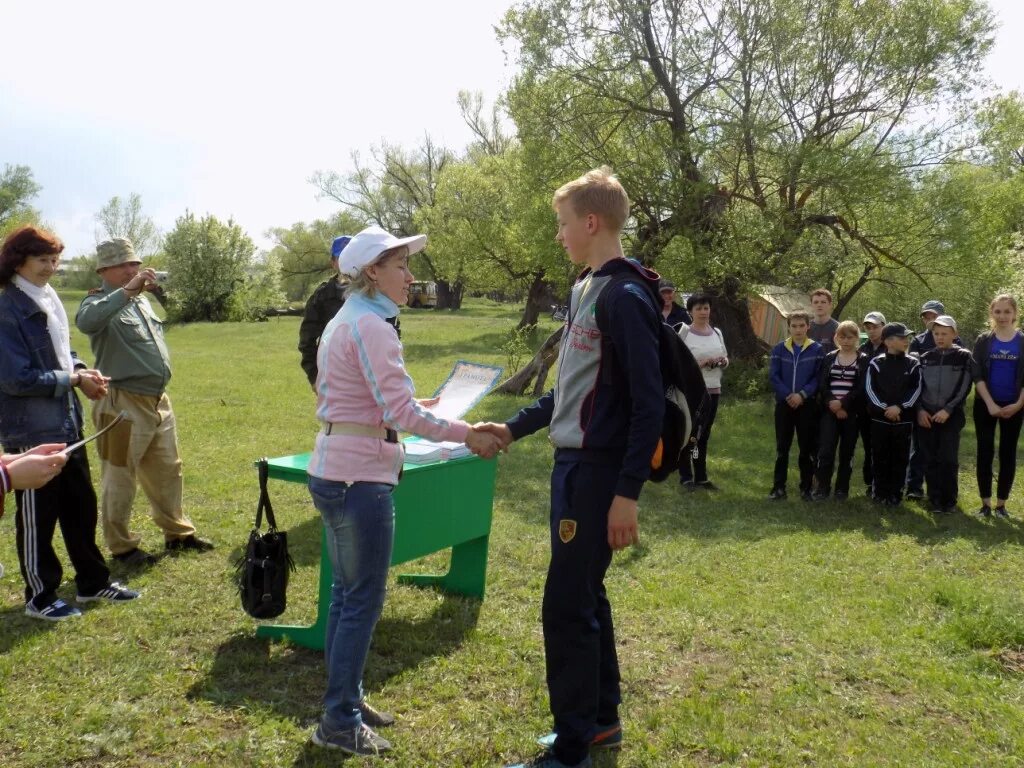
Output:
[505, 756, 592, 768]
[25, 598, 82, 622]
[76, 582, 141, 603]
[536, 722, 623, 751]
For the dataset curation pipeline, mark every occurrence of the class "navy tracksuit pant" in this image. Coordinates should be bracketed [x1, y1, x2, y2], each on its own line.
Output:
[871, 420, 913, 502]
[919, 409, 965, 508]
[545, 455, 621, 767]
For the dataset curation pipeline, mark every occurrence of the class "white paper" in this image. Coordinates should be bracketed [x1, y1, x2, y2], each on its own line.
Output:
[426, 360, 503, 422]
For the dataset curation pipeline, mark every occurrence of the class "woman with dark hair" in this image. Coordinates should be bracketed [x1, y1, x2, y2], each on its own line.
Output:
[678, 292, 727, 490]
[0, 226, 139, 620]
[972, 293, 1024, 518]
[307, 225, 499, 756]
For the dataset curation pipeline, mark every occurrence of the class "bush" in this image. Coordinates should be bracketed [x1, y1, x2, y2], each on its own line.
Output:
[721, 354, 771, 400]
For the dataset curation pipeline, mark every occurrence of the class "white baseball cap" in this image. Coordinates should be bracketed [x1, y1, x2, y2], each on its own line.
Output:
[338, 226, 427, 278]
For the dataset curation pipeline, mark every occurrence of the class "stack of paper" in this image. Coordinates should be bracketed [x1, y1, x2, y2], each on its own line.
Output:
[435, 441, 471, 460]
[402, 441, 443, 464]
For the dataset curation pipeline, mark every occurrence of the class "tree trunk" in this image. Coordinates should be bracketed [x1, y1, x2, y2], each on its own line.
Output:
[436, 280, 465, 310]
[705, 276, 766, 360]
[496, 326, 564, 396]
[518, 273, 556, 329]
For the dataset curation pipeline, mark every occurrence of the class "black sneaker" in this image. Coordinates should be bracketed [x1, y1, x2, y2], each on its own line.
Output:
[906, 491, 924, 501]
[165, 535, 215, 553]
[695, 481, 719, 491]
[505, 754, 593, 768]
[995, 506, 1010, 519]
[537, 721, 623, 751]
[834, 490, 848, 501]
[681, 480, 696, 492]
[113, 548, 157, 567]
[768, 487, 787, 500]
[800, 490, 813, 502]
[76, 582, 141, 603]
[312, 722, 391, 755]
[978, 504, 992, 518]
[810, 490, 830, 502]
[359, 700, 395, 728]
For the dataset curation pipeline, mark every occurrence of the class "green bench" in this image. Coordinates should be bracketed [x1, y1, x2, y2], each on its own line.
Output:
[255, 451, 497, 651]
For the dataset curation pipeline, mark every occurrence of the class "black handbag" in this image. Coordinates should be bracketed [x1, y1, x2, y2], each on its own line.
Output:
[236, 458, 294, 619]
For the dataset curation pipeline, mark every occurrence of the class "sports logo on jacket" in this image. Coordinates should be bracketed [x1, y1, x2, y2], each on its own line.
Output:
[558, 519, 577, 543]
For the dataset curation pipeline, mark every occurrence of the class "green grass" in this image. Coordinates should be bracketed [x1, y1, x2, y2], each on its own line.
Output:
[3, 297, 1024, 766]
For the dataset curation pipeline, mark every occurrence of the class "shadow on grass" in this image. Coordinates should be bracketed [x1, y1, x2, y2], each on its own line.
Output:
[0, 603, 56, 654]
[189, 595, 481, 723]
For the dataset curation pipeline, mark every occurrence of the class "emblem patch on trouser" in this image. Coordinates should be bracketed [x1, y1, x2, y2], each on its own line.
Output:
[558, 519, 577, 543]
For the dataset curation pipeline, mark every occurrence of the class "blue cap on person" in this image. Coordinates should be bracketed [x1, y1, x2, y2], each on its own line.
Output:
[330, 236, 351, 261]
[337, 226, 427, 279]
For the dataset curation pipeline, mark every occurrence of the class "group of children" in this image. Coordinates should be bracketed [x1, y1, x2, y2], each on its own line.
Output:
[769, 290, 1024, 515]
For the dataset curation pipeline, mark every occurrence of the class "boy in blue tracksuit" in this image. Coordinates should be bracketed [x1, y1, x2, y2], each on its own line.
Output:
[768, 311, 825, 500]
[479, 167, 663, 768]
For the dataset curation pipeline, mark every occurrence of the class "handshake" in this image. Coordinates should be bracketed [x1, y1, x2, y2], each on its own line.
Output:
[464, 422, 514, 460]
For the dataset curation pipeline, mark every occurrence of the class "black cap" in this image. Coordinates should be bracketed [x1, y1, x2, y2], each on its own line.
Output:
[881, 322, 915, 340]
[659, 279, 676, 292]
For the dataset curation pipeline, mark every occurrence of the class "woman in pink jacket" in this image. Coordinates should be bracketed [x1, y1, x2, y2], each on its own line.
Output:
[307, 226, 497, 757]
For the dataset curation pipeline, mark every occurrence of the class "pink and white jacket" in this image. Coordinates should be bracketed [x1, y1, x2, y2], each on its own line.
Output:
[308, 290, 469, 485]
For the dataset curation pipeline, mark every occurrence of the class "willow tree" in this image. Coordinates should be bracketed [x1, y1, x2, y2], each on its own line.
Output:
[500, 0, 995, 356]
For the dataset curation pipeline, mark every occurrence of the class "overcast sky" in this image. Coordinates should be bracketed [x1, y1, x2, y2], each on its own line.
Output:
[2, 0, 1022, 258]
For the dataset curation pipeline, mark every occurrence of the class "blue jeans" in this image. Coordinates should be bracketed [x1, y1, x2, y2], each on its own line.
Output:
[308, 476, 395, 731]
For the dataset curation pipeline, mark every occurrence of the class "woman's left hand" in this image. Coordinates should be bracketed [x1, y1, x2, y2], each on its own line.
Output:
[416, 396, 440, 408]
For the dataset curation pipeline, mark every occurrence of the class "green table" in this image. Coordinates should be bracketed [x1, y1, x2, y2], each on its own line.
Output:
[255, 451, 497, 650]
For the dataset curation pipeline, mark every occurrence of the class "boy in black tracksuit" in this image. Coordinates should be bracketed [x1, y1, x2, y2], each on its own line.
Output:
[483, 168, 663, 768]
[916, 315, 973, 513]
[864, 323, 922, 505]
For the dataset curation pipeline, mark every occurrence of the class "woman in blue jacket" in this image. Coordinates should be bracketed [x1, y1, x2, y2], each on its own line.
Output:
[0, 226, 138, 621]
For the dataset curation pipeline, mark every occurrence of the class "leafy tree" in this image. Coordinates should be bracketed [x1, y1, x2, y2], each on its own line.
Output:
[0, 164, 41, 237]
[311, 137, 469, 308]
[163, 212, 276, 322]
[500, 0, 997, 356]
[266, 210, 366, 301]
[94, 193, 161, 256]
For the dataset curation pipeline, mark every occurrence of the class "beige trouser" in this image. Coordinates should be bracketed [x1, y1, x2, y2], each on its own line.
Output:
[94, 387, 196, 555]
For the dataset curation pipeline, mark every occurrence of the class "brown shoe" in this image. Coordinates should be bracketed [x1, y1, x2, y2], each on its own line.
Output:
[359, 700, 395, 728]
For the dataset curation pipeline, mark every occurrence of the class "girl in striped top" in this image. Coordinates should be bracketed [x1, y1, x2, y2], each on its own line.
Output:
[813, 321, 865, 500]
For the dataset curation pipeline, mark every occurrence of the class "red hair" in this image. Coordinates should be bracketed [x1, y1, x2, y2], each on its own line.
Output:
[0, 226, 64, 285]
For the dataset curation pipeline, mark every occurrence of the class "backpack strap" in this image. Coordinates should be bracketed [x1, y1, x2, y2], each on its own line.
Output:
[594, 269, 660, 384]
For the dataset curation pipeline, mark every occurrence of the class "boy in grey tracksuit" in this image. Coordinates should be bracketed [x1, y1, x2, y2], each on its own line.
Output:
[916, 315, 973, 513]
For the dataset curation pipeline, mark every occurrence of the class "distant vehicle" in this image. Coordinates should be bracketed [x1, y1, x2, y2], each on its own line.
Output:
[408, 281, 438, 308]
[551, 304, 567, 322]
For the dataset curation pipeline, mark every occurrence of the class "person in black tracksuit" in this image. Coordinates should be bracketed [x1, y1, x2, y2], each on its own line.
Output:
[813, 321, 865, 500]
[857, 312, 886, 495]
[864, 323, 922, 506]
[915, 316, 973, 514]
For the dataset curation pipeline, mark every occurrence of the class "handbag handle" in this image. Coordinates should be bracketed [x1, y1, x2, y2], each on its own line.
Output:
[255, 457, 278, 531]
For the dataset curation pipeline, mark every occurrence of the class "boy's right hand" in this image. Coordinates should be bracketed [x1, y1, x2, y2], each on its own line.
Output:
[917, 411, 932, 429]
[884, 405, 901, 422]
